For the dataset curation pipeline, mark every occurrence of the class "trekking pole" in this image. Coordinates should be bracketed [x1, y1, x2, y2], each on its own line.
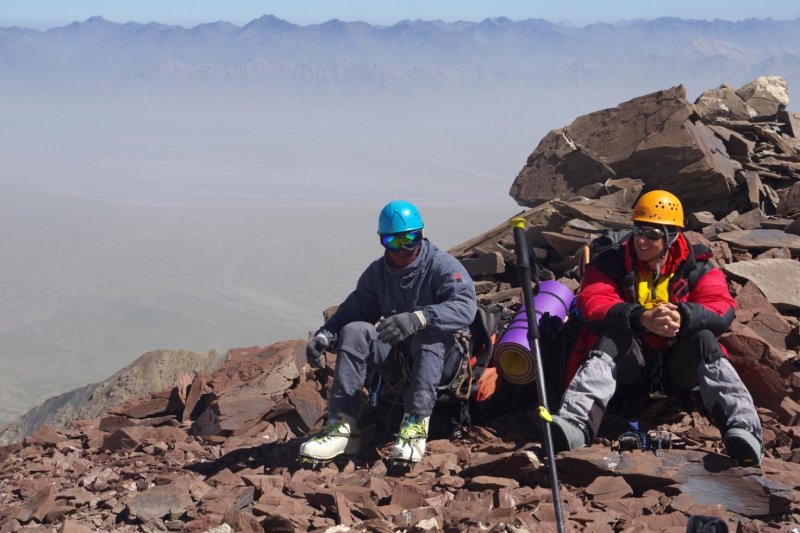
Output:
[509, 217, 566, 533]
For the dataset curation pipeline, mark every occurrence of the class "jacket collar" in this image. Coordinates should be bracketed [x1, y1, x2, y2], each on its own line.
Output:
[384, 238, 432, 275]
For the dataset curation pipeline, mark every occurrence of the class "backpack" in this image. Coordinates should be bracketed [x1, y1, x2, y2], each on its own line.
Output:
[439, 303, 511, 431]
[465, 299, 571, 429]
[589, 228, 632, 257]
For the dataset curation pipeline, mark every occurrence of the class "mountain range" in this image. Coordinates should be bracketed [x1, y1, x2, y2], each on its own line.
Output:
[3, 15, 800, 93]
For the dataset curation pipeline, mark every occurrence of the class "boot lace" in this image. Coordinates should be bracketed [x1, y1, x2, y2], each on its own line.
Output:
[398, 415, 427, 441]
[312, 420, 349, 442]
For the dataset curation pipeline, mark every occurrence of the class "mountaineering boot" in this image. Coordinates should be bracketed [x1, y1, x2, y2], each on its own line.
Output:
[391, 414, 430, 463]
[299, 413, 361, 462]
[550, 415, 589, 453]
[724, 428, 763, 467]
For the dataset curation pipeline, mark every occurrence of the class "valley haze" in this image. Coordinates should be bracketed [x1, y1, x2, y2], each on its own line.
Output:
[0, 13, 798, 430]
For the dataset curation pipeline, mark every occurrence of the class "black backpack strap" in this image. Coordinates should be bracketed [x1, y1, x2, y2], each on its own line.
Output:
[469, 304, 503, 381]
[670, 243, 713, 300]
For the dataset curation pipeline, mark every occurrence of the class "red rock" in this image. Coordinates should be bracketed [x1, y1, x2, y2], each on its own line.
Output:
[366, 476, 392, 501]
[15, 484, 56, 523]
[584, 476, 633, 501]
[391, 506, 442, 529]
[17, 478, 56, 500]
[497, 486, 538, 509]
[358, 518, 396, 533]
[735, 281, 784, 317]
[438, 475, 465, 489]
[306, 486, 374, 510]
[627, 511, 689, 529]
[511, 86, 737, 212]
[287, 379, 326, 432]
[100, 427, 143, 453]
[23, 425, 65, 448]
[416, 452, 459, 474]
[43, 503, 73, 523]
[390, 483, 427, 510]
[110, 388, 182, 419]
[201, 486, 255, 516]
[424, 492, 451, 508]
[182, 373, 208, 422]
[467, 475, 520, 491]
[125, 479, 194, 521]
[182, 515, 226, 533]
[206, 468, 245, 488]
[222, 510, 262, 533]
[286, 468, 334, 498]
[486, 505, 516, 526]
[56, 487, 96, 507]
[748, 312, 797, 351]
[252, 498, 313, 531]
[667, 493, 696, 513]
[241, 474, 285, 494]
[60, 520, 95, 533]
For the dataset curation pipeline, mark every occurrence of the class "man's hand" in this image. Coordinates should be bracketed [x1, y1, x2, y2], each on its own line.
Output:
[306, 330, 335, 368]
[377, 311, 426, 346]
[640, 303, 681, 337]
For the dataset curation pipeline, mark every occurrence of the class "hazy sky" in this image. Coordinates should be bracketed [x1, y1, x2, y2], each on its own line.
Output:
[4, 0, 800, 29]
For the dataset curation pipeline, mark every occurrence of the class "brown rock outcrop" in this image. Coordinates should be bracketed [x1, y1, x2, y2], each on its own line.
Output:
[510, 76, 799, 218]
[510, 85, 738, 212]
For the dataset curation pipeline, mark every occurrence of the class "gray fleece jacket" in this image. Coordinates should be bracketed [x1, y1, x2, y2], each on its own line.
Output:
[322, 239, 477, 338]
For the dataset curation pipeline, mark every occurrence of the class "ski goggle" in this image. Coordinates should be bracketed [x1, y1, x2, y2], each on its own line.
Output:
[380, 230, 422, 251]
[633, 224, 666, 241]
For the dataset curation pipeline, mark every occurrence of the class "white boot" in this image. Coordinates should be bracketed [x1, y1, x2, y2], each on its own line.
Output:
[391, 413, 430, 463]
[299, 413, 361, 461]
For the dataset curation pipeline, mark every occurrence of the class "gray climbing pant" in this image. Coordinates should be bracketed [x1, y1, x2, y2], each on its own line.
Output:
[557, 328, 761, 441]
[328, 321, 463, 418]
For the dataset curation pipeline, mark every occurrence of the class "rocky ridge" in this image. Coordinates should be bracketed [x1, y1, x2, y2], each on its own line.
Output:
[1, 76, 800, 532]
[0, 350, 226, 447]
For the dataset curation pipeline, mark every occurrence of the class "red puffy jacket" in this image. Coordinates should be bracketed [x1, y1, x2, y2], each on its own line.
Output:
[564, 233, 736, 385]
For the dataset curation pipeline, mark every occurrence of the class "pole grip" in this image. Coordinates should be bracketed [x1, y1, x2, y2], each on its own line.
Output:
[510, 220, 540, 342]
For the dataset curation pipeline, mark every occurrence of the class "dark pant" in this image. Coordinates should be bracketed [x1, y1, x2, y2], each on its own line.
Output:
[329, 321, 464, 418]
[599, 328, 725, 393]
[558, 328, 761, 441]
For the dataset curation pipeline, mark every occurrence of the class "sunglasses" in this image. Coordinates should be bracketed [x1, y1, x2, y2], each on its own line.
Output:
[380, 230, 422, 251]
[633, 225, 666, 241]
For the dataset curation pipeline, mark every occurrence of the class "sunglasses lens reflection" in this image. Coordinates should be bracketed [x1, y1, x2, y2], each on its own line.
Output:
[381, 230, 421, 250]
[634, 226, 664, 240]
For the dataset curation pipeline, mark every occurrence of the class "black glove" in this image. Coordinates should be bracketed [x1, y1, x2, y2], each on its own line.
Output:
[306, 330, 335, 368]
[377, 311, 425, 346]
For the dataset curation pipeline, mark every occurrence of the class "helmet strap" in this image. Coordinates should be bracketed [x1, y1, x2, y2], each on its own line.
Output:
[662, 225, 680, 251]
[653, 225, 681, 271]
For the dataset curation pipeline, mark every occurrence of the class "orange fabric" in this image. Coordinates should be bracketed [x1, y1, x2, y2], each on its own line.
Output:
[474, 367, 499, 402]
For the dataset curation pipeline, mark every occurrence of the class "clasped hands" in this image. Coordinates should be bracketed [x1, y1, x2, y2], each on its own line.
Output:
[640, 303, 681, 337]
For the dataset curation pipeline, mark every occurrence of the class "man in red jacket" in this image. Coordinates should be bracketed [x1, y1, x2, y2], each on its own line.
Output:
[551, 190, 763, 467]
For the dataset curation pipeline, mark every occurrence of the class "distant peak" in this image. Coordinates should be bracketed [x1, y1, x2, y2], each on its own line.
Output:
[478, 16, 509, 25]
[254, 14, 289, 23]
[244, 14, 294, 29]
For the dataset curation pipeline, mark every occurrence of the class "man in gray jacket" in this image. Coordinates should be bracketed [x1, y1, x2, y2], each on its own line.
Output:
[300, 200, 477, 464]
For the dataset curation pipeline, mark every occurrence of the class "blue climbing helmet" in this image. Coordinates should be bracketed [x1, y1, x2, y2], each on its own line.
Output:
[377, 200, 424, 235]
